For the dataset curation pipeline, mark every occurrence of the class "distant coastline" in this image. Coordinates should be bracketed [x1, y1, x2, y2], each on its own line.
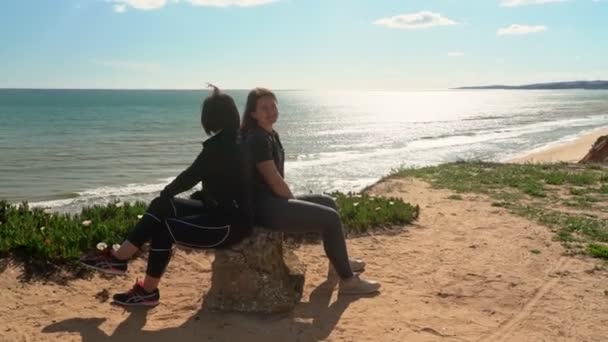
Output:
[455, 80, 608, 90]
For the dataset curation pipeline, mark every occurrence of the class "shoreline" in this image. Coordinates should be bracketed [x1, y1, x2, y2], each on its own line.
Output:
[10, 126, 608, 211]
[508, 127, 608, 164]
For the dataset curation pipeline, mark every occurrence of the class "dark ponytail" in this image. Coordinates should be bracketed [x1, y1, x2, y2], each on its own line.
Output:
[201, 84, 240, 135]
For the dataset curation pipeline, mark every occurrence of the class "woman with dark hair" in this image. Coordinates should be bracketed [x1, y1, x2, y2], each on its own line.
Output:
[80, 85, 253, 307]
[242, 88, 381, 295]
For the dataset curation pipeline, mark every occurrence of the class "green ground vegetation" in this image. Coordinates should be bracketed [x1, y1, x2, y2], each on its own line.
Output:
[392, 161, 608, 260]
[0, 193, 419, 266]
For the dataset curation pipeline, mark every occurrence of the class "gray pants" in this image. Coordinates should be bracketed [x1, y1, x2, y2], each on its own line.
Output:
[253, 193, 354, 279]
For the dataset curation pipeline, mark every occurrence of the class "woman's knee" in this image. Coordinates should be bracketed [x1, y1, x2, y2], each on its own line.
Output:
[148, 196, 173, 217]
[324, 195, 339, 211]
[302, 195, 338, 211]
[320, 209, 342, 233]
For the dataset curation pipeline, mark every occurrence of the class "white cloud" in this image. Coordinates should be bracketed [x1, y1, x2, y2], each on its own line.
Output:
[186, 0, 278, 7]
[500, 0, 567, 6]
[448, 52, 465, 57]
[92, 59, 161, 73]
[107, 0, 277, 11]
[109, 0, 169, 10]
[497, 24, 547, 35]
[113, 4, 127, 12]
[374, 11, 457, 29]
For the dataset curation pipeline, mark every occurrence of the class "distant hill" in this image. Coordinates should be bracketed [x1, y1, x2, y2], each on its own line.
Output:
[455, 80, 608, 90]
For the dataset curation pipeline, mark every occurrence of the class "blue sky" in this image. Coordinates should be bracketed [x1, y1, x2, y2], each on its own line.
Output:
[1, 0, 606, 89]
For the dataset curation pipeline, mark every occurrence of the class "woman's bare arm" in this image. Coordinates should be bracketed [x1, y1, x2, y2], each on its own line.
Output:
[256, 160, 294, 199]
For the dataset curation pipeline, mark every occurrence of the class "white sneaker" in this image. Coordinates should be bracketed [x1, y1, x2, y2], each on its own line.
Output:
[329, 259, 366, 275]
[349, 259, 366, 273]
[339, 275, 381, 295]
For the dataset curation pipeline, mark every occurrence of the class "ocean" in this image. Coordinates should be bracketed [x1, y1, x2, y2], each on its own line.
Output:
[2, 89, 608, 212]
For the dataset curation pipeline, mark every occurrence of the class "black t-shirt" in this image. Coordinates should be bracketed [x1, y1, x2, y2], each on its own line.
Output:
[243, 127, 285, 195]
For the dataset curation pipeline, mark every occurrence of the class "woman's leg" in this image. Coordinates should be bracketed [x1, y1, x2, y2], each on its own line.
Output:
[79, 197, 176, 275]
[112, 197, 213, 305]
[294, 194, 366, 272]
[255, 194, 354, 279]
[141, 215, 175, 293]
[295, 194, 338, 211]
[114, 197, 174, 260]
[139, 198, 208, 289]
[255, 193, 380, 294]
[117, 197, 206, 259]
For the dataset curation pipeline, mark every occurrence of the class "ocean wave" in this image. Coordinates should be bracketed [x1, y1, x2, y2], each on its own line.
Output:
[500, 125, 608, 162]
[419, 132, 477, 140]
[29, 177, 176, 211]
[462, 115, 510, 121]
[286, 114, 608, 171]
[27, 114, 608, 212]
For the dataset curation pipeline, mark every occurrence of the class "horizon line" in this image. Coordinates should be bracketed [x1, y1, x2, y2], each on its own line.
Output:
[2, 80, 607, 92]
[0, 87, 453, 92]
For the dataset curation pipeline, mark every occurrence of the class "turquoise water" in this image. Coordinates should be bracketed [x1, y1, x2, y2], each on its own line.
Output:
[2, 89, 608, 211]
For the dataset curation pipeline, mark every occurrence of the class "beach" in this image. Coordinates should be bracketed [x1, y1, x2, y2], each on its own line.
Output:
[510, 127, 608, 163]
[2, 131, 608, 342]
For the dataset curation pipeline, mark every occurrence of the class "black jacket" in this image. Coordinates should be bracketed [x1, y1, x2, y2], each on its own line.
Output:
[159, 129, 253, 237]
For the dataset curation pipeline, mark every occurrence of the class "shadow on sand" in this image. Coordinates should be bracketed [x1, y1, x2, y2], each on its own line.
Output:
[43, 274, 378, 342]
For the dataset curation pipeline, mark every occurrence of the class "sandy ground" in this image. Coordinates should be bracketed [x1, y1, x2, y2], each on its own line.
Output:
[2, 131, 608, 342]
[509, 127, 608, 163]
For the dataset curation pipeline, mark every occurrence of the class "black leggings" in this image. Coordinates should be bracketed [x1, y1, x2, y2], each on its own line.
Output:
[127, 197, 233, 278]
[253, 193, 354, 280]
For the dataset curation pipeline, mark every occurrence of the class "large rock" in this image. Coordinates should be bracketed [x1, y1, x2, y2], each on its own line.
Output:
[580, 135, 608, 163]
[203, 228, 305, 314]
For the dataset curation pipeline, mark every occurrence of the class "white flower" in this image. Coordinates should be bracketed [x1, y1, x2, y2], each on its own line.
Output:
[82, 220, 92, 227]
[115, 202, 124, 208]
[43, 208, 53, 215]
[375, 207, 381, 211]
[389, 201, 395, 206]
[96, 242, 108, 251]
[353, 202, 360, 207]
[40, 226, 45, 232]
[137, 214, 143, 219]
[113, 244, 121, 251]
